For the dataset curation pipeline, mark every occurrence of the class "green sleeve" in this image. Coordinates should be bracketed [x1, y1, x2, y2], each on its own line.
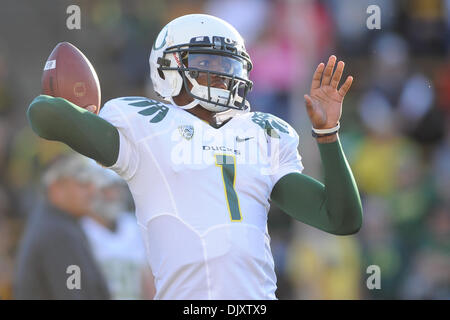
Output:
[26, 95, 119, 167]
[270, 137, 363, 235]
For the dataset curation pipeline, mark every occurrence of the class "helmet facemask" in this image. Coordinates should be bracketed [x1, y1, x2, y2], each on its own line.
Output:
[157, 38, 253, 113]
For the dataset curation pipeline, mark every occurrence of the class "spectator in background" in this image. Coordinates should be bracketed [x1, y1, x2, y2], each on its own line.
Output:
[400, 203, 450, 299]
[326, 0, 398, 56]
[404, 0, 447, 55]
[432, 125, 450, 204]
[248, 19, 300, 121]
[352, 89, 411, 196]
[204, 0, 269, 48]
[14, 154, 110, 299]
[434, 61, 450, 115]
[370, 33, 410, 105]
[81, 166, 155, 300]
[6, 126, 72, 217]
[369, 32, 445, 145]
[285, 225, 362, 300]
[358, 196, 403, 299]
[245, 0, 335, 122]
[445, 0, 450, 53]
[0, 185, 21, 300]
[353, 88, 435, 286]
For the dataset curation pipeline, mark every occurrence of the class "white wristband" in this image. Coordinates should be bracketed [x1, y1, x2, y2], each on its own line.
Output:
[312, 122, 340, 134]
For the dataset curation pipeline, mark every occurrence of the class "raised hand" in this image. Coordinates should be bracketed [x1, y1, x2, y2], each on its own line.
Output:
[304, 55, 353, 130]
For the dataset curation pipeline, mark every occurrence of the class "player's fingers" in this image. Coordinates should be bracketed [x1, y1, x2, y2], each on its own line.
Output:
[86, 105, 97, 113]
[311, 63, 325, 89]
[338, 76, 353, 97]
[330, 61, 345, 89]
[321, 55, 336, 86]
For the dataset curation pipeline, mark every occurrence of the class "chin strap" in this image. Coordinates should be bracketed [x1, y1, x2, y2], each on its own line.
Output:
[168, 96, 199, 110]
[169, 71, 251, 114]
[213, 108, 249, 125]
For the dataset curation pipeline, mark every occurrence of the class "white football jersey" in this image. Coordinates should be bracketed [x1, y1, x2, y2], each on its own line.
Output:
[81, 213, 148, 299]
[99, 97, 303, 299]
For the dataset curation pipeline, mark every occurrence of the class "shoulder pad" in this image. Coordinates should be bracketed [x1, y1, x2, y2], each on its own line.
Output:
[104, 97, 170, 124]
[250, 112, 293, 139]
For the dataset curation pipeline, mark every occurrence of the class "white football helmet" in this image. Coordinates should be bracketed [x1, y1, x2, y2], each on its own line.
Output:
[149, 14, 253, 113]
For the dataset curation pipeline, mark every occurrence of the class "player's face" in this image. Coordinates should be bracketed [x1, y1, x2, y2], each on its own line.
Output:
[60, 178, 96, 217]
[187, 53, 246, 90]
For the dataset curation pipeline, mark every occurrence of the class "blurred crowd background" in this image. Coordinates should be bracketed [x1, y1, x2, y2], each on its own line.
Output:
[0, 0, 449, 299]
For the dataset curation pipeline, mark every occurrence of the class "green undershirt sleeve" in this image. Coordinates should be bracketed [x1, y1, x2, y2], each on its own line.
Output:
[26, 95, 119, 167]
[270, 137, 363, 235]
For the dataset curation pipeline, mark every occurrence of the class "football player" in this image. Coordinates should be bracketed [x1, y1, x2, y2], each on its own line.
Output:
[27, 14, 362, 299]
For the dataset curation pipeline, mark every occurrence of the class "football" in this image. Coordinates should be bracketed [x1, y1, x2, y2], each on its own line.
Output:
[41, 42, 101, 114]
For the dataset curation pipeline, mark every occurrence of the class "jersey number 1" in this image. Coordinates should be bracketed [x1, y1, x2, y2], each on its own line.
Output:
[215, 154, 242, 221]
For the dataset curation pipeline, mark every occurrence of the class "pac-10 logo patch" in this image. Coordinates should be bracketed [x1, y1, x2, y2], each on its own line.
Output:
[178, 125, 194, 140]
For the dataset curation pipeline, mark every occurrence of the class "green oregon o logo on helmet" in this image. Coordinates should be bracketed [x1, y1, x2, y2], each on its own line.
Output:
[153, 26, 168, 50]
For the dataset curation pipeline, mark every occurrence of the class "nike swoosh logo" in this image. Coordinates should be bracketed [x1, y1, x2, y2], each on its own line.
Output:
[236, 136, 254, 142]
